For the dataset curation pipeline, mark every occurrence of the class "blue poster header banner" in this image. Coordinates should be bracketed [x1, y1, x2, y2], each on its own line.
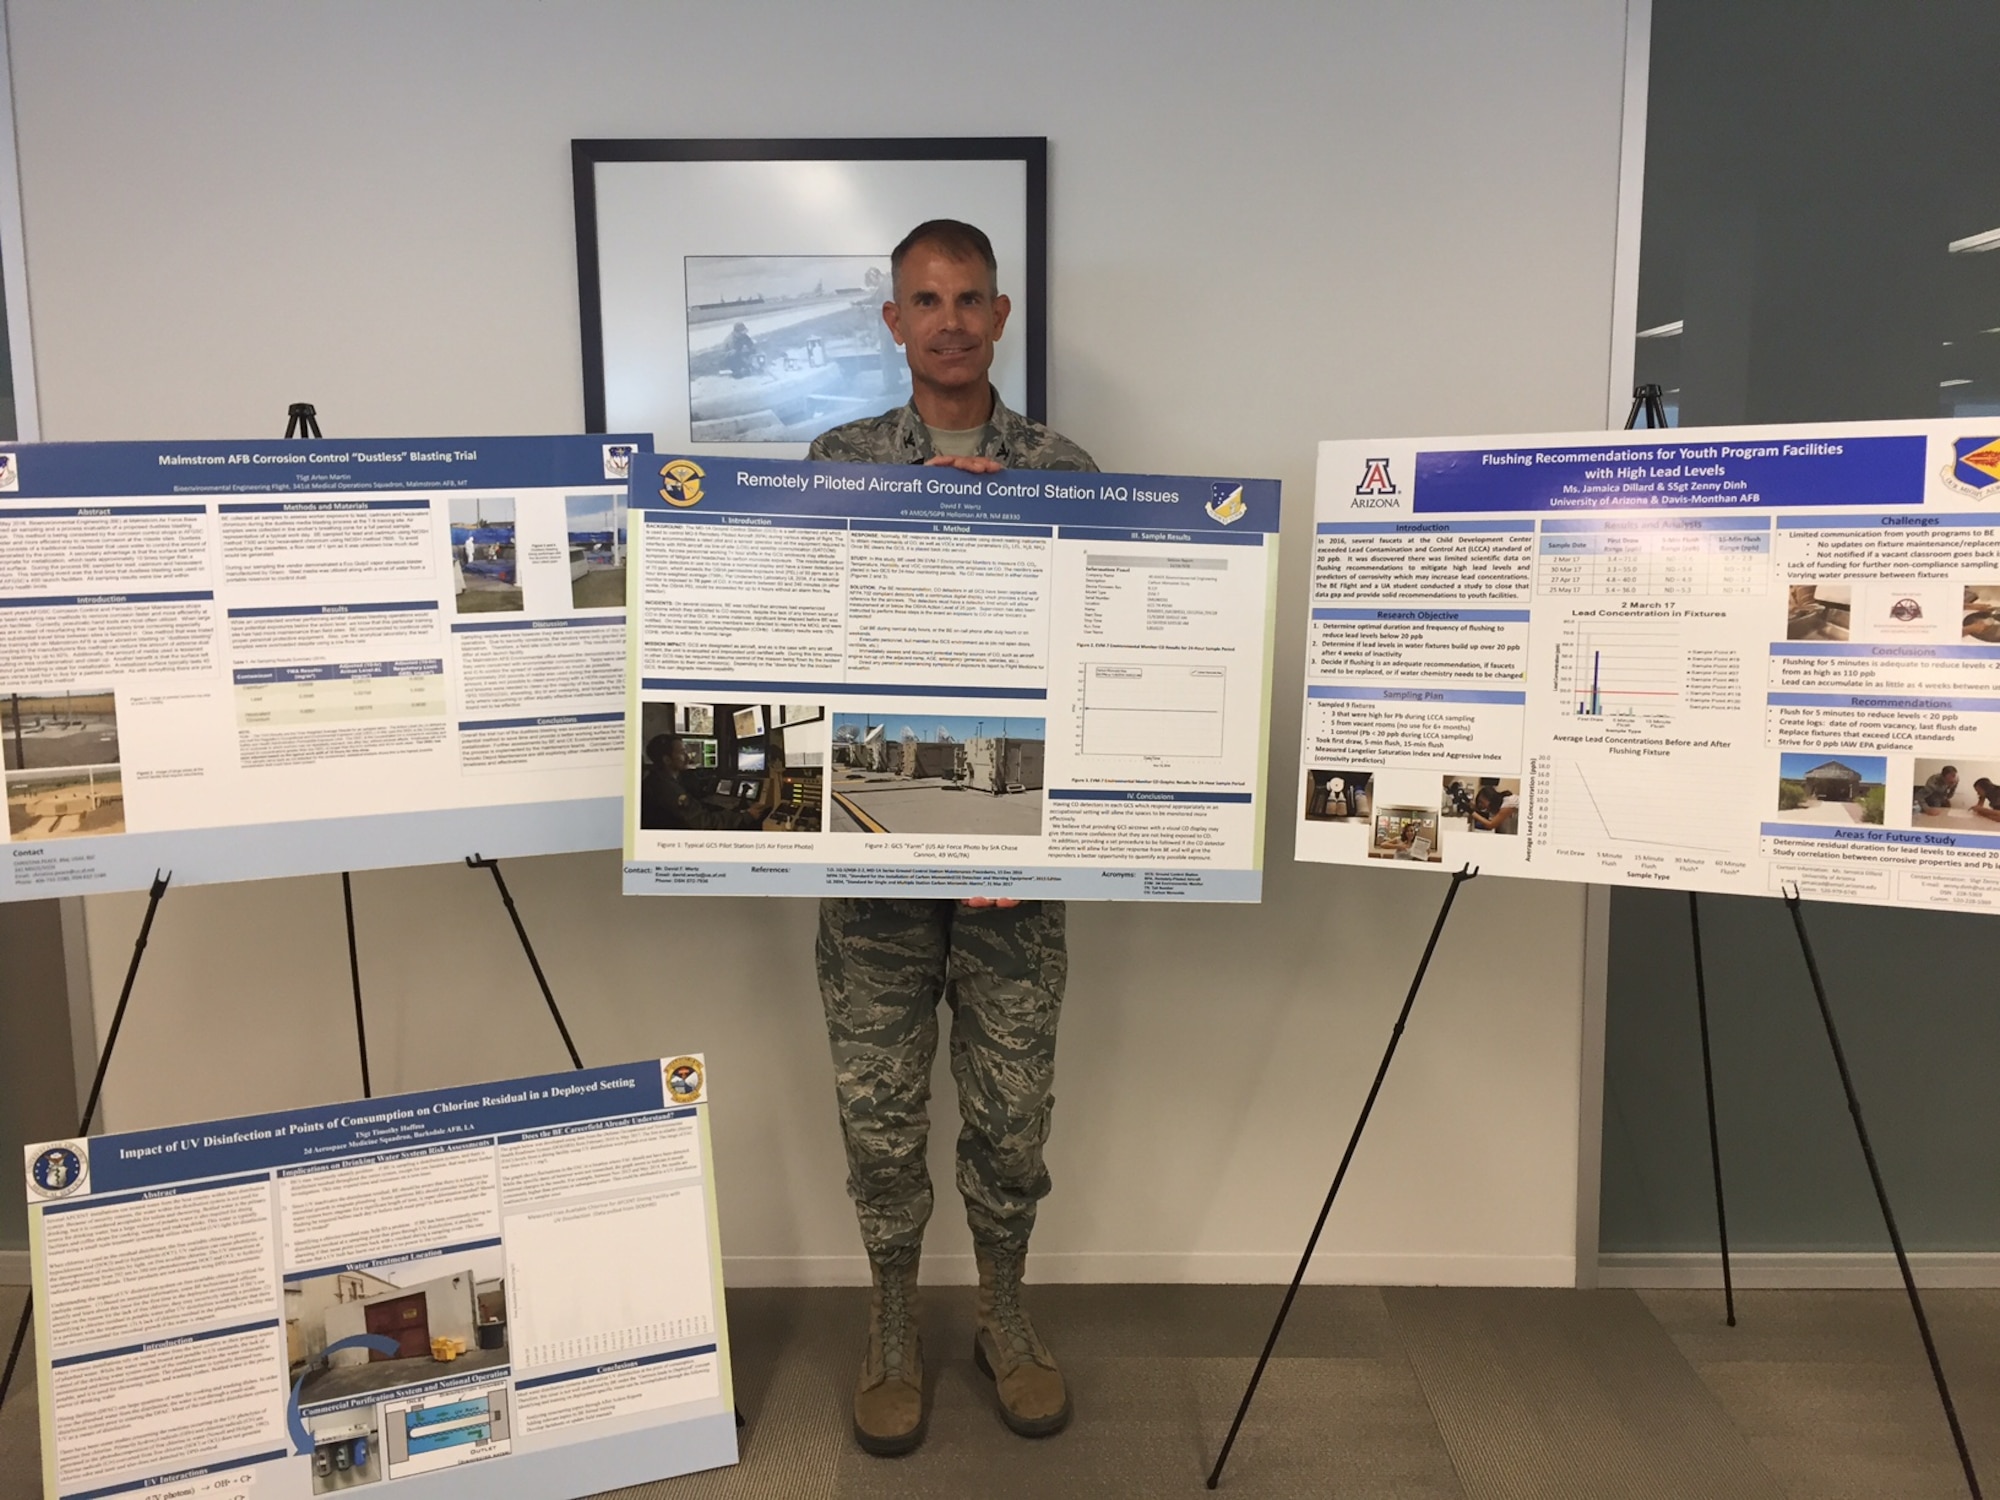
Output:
[629, 453, 1281, 536]
[1412, 434, 1925, 513]
[0, 434, 650, 499]
[61, 1060, 669, 1195]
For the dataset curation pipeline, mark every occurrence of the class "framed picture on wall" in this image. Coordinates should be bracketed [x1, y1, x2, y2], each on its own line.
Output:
[572, 137, 1047, 457]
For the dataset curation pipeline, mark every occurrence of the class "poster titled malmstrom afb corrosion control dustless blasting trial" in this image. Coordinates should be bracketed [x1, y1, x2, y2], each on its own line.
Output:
[23, 1058, 733, 1500]
[622, 455, 1281, 900]
[1296, 418, 2000, 915]
[0, 436, 647, 901]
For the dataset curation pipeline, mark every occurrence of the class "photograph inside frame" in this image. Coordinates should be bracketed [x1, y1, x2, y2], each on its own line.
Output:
[684, 255, 909, 443]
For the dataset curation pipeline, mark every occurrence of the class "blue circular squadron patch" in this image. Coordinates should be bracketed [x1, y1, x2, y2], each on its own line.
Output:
[30, 1145, 85, 1198]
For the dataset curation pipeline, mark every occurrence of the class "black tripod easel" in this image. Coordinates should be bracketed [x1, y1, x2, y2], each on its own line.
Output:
[1207, 864, 1480, 1489]
[0, 407, 588, 1414]
[1625, 382, 1737, 1328]
[1606, 389, 1975, 1493]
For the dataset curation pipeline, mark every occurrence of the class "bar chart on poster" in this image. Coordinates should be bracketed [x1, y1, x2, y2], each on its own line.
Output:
[0, 436, 647, 900]
[1294, 420, 2000, 914]
[506, 1185, 716, 1368]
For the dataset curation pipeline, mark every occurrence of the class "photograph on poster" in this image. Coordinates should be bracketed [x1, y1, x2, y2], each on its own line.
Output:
[289, 1246, 509, 1407]
[1302, 768, 1372, 822]
[565, 491, 627, 609]
[829, 711, 1045, 835]
[1911, 757, 2000, 825]
[305, 1405, 384, 1490]
[4, 689, 123, 838]
[1370, 805, 1442, 862]
[685, 255, 906, 442]
[449, 495, 521, 614]
[577, 138, 1045, 456]
[638, 700, 825, 832]
[1963, 584, 2000, 643]
[1773, 752, 1887, 826]
[1443, 774, 1520, 835]
[1786, 582, 1851, 641]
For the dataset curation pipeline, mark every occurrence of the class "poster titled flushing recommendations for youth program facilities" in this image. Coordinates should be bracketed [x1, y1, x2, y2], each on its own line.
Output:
[1295, 419, 2000, 914]
[623, 455, 1280, 900]
[23, 1058, 733, 1500]
[0, 435, 646, 901]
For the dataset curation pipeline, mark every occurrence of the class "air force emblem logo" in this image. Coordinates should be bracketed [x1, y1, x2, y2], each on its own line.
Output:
[1946, 437, 2000, 496]
[28, 1143, 86, 1199]
[1205, 483, 1247, 525]
[659, 459, 706, 507]
[0, 452, 18, 492]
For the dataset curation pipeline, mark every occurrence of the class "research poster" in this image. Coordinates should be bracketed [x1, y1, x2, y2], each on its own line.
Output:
[23, 1057, 733, 1499]
[622, 455, 1281, 899]
[0, 436, 647, 901]
[1296, 419, 2000, 913]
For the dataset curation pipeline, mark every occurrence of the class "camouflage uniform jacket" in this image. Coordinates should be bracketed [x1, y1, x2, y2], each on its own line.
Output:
[807, 387, 1098, 472]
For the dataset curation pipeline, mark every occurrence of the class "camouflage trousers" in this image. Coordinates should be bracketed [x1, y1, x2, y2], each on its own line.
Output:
[816, 898, 1067, 1265]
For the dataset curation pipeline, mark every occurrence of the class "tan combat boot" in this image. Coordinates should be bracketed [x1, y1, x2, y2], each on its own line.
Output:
[973, 1247, 1071, 1437]
[853, 1255, 925, 1455]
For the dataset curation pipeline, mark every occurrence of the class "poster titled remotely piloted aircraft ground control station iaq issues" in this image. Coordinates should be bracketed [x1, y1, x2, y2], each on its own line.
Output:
[621, 454, 1281, 901]
[1295, 418, 2000, 916]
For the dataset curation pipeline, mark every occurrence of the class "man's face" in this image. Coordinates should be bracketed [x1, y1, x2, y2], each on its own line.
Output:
[882, 243, 1011, 399]
[668, 739, 691, 772]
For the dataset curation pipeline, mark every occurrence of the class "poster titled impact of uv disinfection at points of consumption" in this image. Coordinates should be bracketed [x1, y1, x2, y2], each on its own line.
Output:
[622, 454, 1280, 900]
[0, 436, 648, 901]
[1295, 419, 2000, 914]
[23, 1057, 734, 1500]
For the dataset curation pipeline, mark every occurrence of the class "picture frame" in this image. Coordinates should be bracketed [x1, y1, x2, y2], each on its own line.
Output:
[572, 137, 1047, 457]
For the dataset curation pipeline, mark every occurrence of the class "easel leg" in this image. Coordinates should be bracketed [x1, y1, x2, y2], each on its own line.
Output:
[343, 872, 371, 1098]
[0, 1297, 25, 1412]
[1688, 892, 1735, 1326]
[1783, 887, 1983, 1500]
[0, 869, 172, 1412]
[1206, 865, 1480, 1490]
[466, 856, 583, 1070]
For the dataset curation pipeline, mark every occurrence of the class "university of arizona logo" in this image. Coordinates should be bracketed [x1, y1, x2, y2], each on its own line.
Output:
[1355, 457, 1398, 498]
[1944, 437, 2000, 496]
[28, 1142, 86, 1199]
[1205, 483, 1247, 525]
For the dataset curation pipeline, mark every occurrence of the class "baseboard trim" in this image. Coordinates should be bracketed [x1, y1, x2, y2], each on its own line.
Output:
[722, 1251, 1578, 1288]
[0, 1249, 27, 1286]
[1598, 1251, 2000, 1289]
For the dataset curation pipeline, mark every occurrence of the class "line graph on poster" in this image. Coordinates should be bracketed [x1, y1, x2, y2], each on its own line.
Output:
[1546, 756, 1743, 858]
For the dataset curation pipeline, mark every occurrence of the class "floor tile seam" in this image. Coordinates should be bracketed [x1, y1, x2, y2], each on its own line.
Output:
[1389, 1295, 1791, 1499]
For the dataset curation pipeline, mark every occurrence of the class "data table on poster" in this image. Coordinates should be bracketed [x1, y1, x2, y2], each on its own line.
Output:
[0, 435, 646, 900]
[1295, 421, 2000, 914]
[622, 454, 1281, 900]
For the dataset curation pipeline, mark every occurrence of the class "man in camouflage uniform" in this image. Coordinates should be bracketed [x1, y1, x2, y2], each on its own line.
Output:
[810, 219, 1094, 1456]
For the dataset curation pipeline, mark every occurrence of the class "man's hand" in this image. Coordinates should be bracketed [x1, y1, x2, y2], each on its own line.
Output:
[960, 897, 1021, 909]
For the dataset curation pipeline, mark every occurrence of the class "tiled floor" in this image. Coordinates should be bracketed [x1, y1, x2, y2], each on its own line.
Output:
[3, 1283, 1994, 1498]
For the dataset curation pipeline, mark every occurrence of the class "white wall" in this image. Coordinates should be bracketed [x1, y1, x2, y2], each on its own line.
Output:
[18, 0, 1632, 1285]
